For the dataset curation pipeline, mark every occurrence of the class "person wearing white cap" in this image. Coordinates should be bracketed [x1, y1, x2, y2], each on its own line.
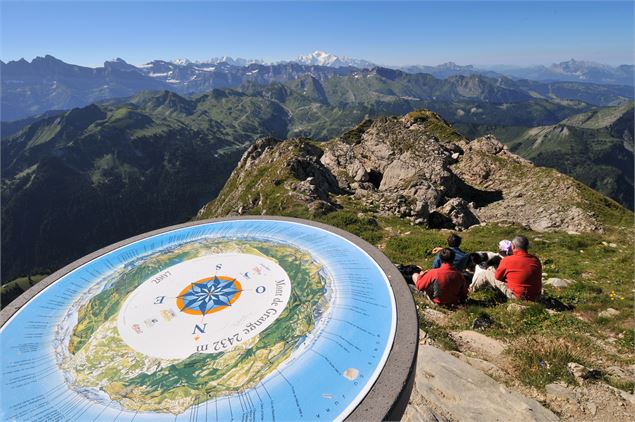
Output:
[498, 240, 513, 256]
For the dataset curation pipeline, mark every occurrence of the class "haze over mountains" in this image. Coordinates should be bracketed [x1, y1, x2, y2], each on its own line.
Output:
[296, 51, 635, 86]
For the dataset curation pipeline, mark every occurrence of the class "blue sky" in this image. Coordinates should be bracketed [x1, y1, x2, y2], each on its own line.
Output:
[1, 1, 633, 67]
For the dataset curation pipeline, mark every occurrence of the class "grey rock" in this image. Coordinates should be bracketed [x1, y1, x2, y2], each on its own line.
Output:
[354, 167, 368, 182]
[456, 136, 602, 233]
[507, 303, 528, 313]
[469, 135, 506, 155]
[451, 352, 507, 379]
[544, 277, 574, 288]
[567, 362, 601, 382]
[404, 345, 559, 421]
[598, 308, 620, 318]
[567, 362, 587, 381]
[421, 307, 449, 326]
[436, 198, 480, 229]
[620, 390, 635, 405]
[412, 200, 430, 218]
[546, 382, 577, 401]
[606, 366, 630, 379]
[381, 157, 419, 190]
[451, 330, 506, 360]
[586, 401, 598, 415]
[201, 116, 608, 234]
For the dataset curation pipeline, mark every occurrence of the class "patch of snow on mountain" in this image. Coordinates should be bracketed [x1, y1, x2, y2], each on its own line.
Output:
[167, 57, 265, 66]
[296, 51, 376, 68]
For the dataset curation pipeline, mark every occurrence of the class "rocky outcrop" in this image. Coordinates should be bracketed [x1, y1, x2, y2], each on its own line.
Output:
[319, 114, 478, 227]
[403, 345, 559, 422]
[200, 110, 608, 233]
[197, 137, 341, 218]
[455, 135, 602, 233]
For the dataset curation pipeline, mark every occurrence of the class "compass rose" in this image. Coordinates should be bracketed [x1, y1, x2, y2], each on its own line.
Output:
[176, 276, 243, 316]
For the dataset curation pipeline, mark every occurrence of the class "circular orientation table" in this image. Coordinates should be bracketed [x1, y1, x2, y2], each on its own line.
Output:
[1, 217, 417, 421]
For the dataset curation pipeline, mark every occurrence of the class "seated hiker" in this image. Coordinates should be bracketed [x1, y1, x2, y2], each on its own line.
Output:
[412, 248, 468, 306]
[431, 233, 469, 272]
[498, 239, 513, 257]
[470, 235, 542, 301]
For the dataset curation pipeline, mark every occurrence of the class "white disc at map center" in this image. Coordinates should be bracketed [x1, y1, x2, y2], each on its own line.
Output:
[117, 253, 291, 359]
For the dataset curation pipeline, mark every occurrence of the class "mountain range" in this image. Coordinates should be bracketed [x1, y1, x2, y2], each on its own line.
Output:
[402, 59, 635, 86]
[2, 55, 633, 121]
[297, 52, 635, 86]
[1, 84, 388, 283]
[174, 51, 635, 86]
[2, 80, 633, 287]
[2, 91, 251, 284]
[495, 59, 635, 86]
[1, 52, 634, 297]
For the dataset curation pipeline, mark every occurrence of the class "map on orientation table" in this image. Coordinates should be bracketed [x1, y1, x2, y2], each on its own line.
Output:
[1, 219, 396, 421]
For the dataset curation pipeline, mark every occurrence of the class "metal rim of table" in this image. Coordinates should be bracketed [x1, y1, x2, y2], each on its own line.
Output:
[0, 216, 418, 421]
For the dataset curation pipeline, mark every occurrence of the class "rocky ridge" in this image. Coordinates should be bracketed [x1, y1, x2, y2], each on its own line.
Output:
[199, 110, 613, 233]
[406, 326, 635, 421]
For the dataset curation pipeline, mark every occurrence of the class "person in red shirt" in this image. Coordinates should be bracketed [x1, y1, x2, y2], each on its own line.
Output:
[494, 235, 542, 301]
[412, 248, 468, 306]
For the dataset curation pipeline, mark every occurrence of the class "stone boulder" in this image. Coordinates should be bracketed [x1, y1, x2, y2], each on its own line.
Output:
[433, 198, 480, 229]
[544, 278, 574, 288]
[403, 345, 559, 422]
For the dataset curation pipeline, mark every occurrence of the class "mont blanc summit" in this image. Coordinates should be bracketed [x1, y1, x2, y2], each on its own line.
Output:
[295, 50, 377, 68]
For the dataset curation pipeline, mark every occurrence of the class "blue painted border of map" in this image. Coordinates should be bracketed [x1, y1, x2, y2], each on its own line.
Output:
[0, 219, 397, 421]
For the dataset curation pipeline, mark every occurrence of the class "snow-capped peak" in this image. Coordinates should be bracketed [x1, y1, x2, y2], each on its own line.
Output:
[172, 58, 192, 66]
[296, 51, 376, 69]
[204, 57, 265, 66]
[168, 57, 265, 67]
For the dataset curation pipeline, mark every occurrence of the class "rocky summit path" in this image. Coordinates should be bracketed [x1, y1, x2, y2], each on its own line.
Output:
[403, 345, 559, 422]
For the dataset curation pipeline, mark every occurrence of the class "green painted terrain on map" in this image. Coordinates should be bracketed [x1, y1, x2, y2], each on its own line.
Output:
[61, 239, 329, 414]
